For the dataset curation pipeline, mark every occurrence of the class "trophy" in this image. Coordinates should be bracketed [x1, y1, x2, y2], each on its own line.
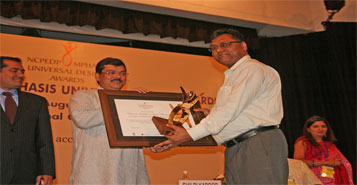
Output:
[152, 87, 205, 136]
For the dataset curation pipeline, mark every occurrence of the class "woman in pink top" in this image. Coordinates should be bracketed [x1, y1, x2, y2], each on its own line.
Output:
[294, 115, 354, 185]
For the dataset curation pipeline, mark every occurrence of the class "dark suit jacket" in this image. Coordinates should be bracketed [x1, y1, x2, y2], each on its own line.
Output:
[1, 90, 56, 184]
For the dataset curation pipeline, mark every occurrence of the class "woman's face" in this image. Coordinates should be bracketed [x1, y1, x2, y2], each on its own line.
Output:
[308, 121, 328, 140]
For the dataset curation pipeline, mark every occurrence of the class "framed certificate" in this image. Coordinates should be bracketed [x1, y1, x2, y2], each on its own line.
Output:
[98, 90, 217, 148]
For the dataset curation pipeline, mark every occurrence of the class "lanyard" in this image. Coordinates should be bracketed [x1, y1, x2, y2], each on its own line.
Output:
[320, 142, 329, 158]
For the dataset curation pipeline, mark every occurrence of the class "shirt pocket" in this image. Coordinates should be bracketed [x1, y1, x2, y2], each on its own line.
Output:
[215, 86, 232, 106]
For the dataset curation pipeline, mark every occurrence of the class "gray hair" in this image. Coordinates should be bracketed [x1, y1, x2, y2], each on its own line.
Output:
[211, 28, 245, 42]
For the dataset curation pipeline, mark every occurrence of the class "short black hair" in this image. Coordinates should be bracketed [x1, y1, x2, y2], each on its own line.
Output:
[211, 28, 245, 42]
[95, 57, 126, 74]
[0, 56, 22, 70]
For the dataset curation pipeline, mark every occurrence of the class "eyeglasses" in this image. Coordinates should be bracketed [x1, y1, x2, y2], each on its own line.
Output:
[101, 70, 127, 76]
[8, 68, 25, 74]
[208, 41, 242, 52]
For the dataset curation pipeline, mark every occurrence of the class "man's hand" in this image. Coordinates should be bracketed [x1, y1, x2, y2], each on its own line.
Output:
[149, 139, 177, 153]
[150, 124, 193, 153]
[165, 124, 193, 144]
[133, 88, 150, 93]
[193, 108, 210, 116]
[36, 175, 53, 185]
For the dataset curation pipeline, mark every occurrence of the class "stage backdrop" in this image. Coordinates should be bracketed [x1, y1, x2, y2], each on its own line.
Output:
[0, 33, 227, 184]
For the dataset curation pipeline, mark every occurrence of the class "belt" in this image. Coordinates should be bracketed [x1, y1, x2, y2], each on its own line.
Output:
[223, 125, 278, 148]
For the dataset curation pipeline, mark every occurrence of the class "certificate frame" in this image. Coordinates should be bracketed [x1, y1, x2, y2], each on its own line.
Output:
[98, 90, 217, 148]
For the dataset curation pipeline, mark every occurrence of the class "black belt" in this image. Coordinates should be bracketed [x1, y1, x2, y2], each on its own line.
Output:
[223, 125, 278, 148]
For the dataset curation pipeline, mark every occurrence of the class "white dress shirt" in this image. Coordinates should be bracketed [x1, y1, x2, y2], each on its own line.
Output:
[68, 88, 150, 184]
[0, 88, 19, 111]
[187, 55, 283, 144]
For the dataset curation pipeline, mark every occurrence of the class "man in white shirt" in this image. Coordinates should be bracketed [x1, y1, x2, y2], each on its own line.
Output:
[69, 57, 150, 184]
[151, 28, 289, 184]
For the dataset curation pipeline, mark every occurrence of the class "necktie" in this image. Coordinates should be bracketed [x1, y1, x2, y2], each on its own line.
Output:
[3, 92, 17, 123]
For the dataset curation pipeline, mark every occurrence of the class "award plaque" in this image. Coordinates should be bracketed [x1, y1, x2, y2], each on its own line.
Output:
[98, 88, 216, 148]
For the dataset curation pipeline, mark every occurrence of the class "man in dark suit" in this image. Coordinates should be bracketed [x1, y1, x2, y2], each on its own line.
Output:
[0, 56, 56, 185]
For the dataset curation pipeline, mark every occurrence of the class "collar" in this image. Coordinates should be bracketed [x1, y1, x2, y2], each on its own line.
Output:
[229, 55, 251, 71]
[224, 55, 250, 76]
[0, 88, 18, 96]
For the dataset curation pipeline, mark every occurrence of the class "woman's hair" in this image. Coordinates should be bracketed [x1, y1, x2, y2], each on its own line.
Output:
[302, 115, 337, 146]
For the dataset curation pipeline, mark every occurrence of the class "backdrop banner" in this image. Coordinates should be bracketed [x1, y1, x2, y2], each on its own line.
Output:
[1, 33, 226, 184]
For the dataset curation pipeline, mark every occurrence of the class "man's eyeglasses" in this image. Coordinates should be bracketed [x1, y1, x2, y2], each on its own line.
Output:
[101, 70, 127, 76]
[208, 41, 242, 52]
[8, 68, 25, 74]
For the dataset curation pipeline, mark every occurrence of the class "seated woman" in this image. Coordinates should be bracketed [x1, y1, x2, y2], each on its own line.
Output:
[294, 115, 354, 185]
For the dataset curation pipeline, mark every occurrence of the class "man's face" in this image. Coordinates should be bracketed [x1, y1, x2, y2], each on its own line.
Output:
[95, 64, 127, 90]
[0, 59, 25, 90]
[210, 34, 248, 68]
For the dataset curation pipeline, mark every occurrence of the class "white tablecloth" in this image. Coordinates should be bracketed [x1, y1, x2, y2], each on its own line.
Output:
[288, 158, 323, 185]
